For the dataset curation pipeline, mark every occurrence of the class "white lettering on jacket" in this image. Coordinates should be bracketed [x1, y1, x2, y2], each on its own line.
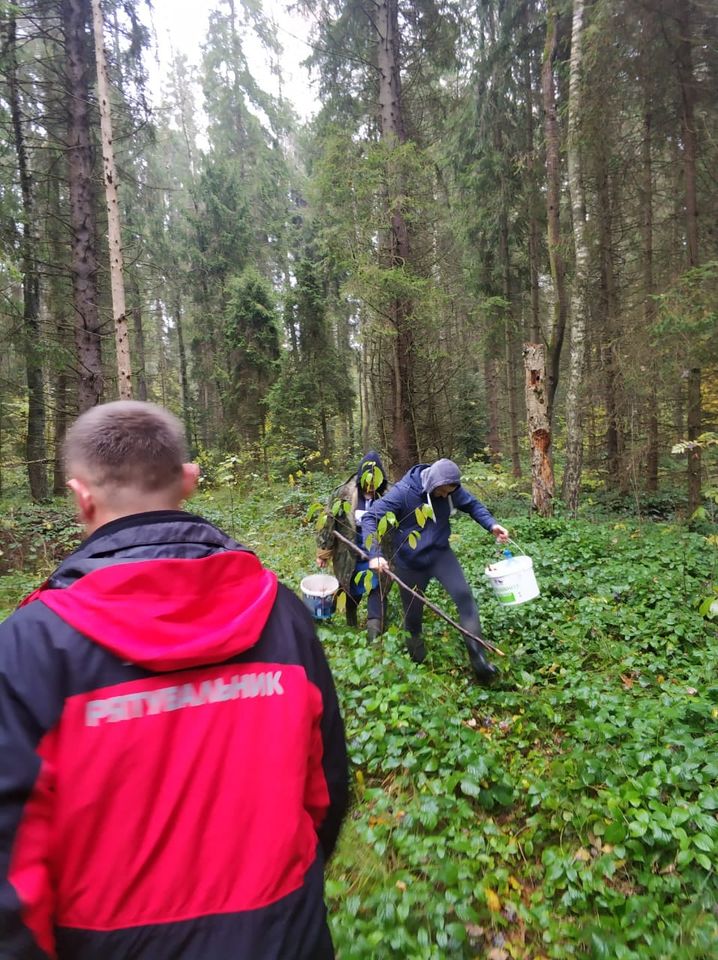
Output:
[85, 672, 285, 726]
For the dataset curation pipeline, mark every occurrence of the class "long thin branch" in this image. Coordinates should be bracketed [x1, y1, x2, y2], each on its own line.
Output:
[331, 529, 504, 657]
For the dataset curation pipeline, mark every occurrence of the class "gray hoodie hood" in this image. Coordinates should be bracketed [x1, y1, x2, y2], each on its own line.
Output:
[420, 458, 461, 493]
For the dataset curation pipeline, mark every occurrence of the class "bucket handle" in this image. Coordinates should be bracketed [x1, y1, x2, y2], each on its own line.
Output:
[495, 536, 528, 557]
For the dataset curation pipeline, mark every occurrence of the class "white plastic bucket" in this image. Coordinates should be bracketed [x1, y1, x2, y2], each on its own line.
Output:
[300, 574, 339, 620]
[484, 554, 540, 606]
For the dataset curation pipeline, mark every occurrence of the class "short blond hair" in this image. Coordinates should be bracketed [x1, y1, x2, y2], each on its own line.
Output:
[64, 401, 188, 493]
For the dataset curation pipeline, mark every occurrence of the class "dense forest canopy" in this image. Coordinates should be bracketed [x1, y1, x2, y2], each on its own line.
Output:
[1, 5, 718, 958]
[0, 0, 716, 508]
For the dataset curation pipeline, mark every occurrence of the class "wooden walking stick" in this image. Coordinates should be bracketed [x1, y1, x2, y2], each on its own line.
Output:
[331, 529, 504, 657]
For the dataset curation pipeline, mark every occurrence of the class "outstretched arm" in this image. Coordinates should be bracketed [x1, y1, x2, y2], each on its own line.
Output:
[452, 486, 508, 541]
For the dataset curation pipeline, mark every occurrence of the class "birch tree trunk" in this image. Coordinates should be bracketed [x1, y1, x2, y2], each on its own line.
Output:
[91, 0, 132, 399]
[562, 0, 590, 513]
[524, 343, 554, 516]
[63, 0, 103, 411]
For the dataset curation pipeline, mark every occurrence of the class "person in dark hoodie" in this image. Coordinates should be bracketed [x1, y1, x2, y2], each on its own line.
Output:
[316, 451, 391, 640]
[362, 458, 509, 683]
[0, 400, 348, 960]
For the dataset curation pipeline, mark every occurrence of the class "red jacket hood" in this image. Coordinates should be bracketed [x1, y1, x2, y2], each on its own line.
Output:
[38, 551, 278, 671]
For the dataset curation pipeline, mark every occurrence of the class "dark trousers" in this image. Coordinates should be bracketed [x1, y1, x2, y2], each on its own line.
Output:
[345, 583, 387, 626]
[395, 547, 481, 638]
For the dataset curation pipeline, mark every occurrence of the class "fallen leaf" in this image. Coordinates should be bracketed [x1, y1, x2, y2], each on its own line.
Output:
[508, 874, 522, 892]
[574, 847, 591, 862]
[395, 880, 407, 892]
[487, 949, 508, 960]
[465, 924, 485, 941]
[485, 888, 501, 912]
[620, 674, 634, 689]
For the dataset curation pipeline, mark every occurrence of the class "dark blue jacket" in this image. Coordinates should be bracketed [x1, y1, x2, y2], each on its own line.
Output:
[362, 464, 497, 570]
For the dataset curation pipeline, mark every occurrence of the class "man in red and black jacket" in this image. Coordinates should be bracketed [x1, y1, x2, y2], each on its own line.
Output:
[0, 401, 348, 960]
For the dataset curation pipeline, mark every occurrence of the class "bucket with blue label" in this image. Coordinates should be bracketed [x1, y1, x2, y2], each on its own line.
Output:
[300, 573, 339, 620]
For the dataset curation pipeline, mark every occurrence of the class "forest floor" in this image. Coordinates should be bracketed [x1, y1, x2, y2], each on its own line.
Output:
[1, 476, 717, 960]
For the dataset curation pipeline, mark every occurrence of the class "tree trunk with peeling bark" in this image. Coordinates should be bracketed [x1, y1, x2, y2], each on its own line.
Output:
[524, 343, 554, 516]
[91, 0, 132, 399]
[562, 0, 590, 514]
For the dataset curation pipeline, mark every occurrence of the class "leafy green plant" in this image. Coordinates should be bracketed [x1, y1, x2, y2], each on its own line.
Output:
[1, 490, 716, 958]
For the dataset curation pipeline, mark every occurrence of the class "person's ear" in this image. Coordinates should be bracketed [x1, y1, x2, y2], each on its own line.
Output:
[66, 477, 96, 527]
[181, 462, 200, 500]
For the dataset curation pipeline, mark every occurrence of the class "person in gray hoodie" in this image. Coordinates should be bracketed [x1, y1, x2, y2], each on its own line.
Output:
[362, 459, 508, 682]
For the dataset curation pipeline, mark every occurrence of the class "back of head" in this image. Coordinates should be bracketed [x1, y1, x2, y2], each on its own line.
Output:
[64, 401, 188, 497]
[421, 458, 461, 494]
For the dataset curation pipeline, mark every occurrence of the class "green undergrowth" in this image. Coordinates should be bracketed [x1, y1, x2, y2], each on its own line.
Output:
[0, 487, 716, 958]
[319, 516, 718, 959]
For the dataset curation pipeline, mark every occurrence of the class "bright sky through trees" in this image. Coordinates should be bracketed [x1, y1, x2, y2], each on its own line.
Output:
[147, 0, 318, 118]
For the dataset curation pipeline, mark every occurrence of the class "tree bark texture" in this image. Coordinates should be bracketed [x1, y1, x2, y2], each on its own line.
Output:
[7, 13, 48, 500]
[53, 371, 69, 494]
[524, 49, 541, 343]
[524, 343, 554, 516]
[499, 207, 521, 478]
[541, 1, 568, 416]
[641, 105, 659, 490]
[130, 277, 148, 401]
[132, 305, 148, 401]
[484, 355, 501, 462]
[376, 0, 417, 473]
[595, 142, 625, 492]
[175, 298, 193, 448]
[63, 0, 103, 411]
[91, 0, 132, 399]
[562, 0, 590, 514]
[675, 0, 701, 507]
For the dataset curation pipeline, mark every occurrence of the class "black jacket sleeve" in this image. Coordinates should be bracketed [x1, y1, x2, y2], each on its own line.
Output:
[0, 609, 64, 959]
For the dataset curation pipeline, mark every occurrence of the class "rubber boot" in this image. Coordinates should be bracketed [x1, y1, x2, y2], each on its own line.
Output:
[345, 599, 358, 628]
[465, 637, 499, 685]
[405, 633, 427, 664]
[366, 618, 383, 642]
